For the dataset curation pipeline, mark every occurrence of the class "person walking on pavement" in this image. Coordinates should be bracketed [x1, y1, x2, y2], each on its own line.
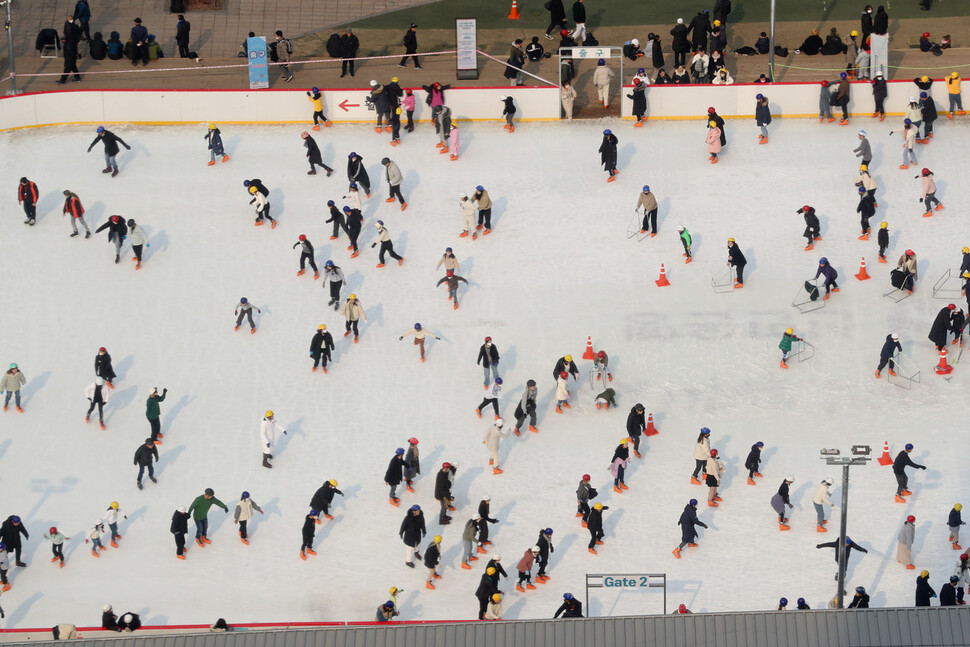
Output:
[399, 23, 422, 68]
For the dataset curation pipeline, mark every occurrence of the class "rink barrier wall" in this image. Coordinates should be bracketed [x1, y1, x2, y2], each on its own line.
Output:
[3, 607, 970, 647]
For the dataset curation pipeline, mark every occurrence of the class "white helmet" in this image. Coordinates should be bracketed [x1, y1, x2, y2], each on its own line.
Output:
[531, 545, 540, 552]
[495, 418, 504, 427]
[459, 193, 467, 199]
[785, 475, 795, 482]
[102, 604, 112, 613]
[177, 506, 187, 513]
[492, 553, 501, 561]
[632, 38, 640, 47]
[677, 226, 685, 232]
[499, 95, 508, 101]
[451, 460, 460, 468]
[823, 478, 835, 486]
[482, 495, 491, 501]
[95, 377, 105, 386]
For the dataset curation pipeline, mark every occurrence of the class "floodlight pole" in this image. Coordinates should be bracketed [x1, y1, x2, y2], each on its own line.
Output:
[1, 0, 18, 95]
[821, 447, 872, 609]
[767, 0, 776, 81]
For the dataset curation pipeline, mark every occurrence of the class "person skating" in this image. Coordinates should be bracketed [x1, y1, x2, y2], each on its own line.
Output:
[300, 510, 319, 559]
[0, 516, 28, 569]
[798, 205, 822, 250]
[555, 371, 570, 413]
[876, 221, 889, 263]
[796, 598, 811, 610]
[260, 410, 286, 469]
[813, 477, 835, 531]
[515, 546, 540, 591]
[248, 185, 275, 228]
[514, 379, 538, 434]
[610, 439, 631, 493]
[376, 158, 408, 211]
[815, 257, 839, 299]
[0, 542, 10, 589]
[301, 132, 333, 177]
[574, 474, 596, 527]
[388, 107, 403, 147]
[17, 177, 37, 226]
[436, 269, 467, 306]
[628, 78, 647, 127]
[705, 449, 725, 507]
[417, 534, 441, 589]
[342, 206, 363, 258]
[468, 185, 494, 235]
[309, 479, 343, 520]
[893, 248, 918, 294]
[475, 567, 500, 620]
[62, 190, 91, 238]
[404, 438, 420, 492]
[460, 515, 482, 569]
[918, 168, 943, 217]
[929, 304, 955, 350]
[85, 520, 107, 557]
[745, 442, 764, 484]
[707, 107, 727, 145]
[779, 327, 801, 369]
[457, 193, 477, 239]
[204, 124, 229, 166]
[848, 586, 870, 608]
[437, 246, 460, 273]
[126, 218, 148, 269]
[727, 237, 747, 287]
[856, 187, 875, 239]
[756, 93, 771, 143]
[170, 506, 189, 560]
[592, 350, 612, 382]
[309, 324, 335, 372]
[875, 332, 901, 378]
[306, 88, 331, 130]
[484, 593, 503, 620]
[672, 499, 707, 558]
[95, 215, 127, 264]
[946, 71, 964, 119]
[233, 492, 262, 545]
[447, 121, 461, 160]
[915, 570, 936, 606]
[347, 152, 371, 197]
[678, 226, 692, 263]
[132, 438, 157, 489]
[101, 501, 126, 548]
[483, 419, 511, 475]
[554, 592, 583, 618]
[486, 553, 508, 582]
[499, 96, 516, 132]
[86, 126, 130, 177]
[600, 129, 618, 181]
[854, 131, 872, 166]
[43, 526, 69, 567]
[234, 297, 260, 334]
[340, 293, 366, 342]
[371, 221, 405, 268]
[691, 428, 712, 484]
[897, 515, 917, 569]
[940, 576, 965, 606]
[870, 71, 887, 119]
[819, 79, 834, 122]
[626, 404, 646, 458]
[187, 488, 228, 547]
[919, 91, 938, 142]
[385, 448, 407, 507]
[771, 475, 795, 530]
[893, 443, 926, 502]
[817, 536, 868, 578]
[85, 377, 110, 428]
[477, 337, 501, 386]
[948, 504, 964, 550]
[477, 496, 498, 547]
[898, 119, 918, 169]
[835, 72, 851, 124]
[535, 528, 554, 582]
[324, 201, 347, 242]
[292, 235, 320, 279]
[1, 364, 26, 413]
[636, 185, 659, 236]
[399, 323, 440, 363]
[476, 378, 502, 419]
[400, 504, 426, 566]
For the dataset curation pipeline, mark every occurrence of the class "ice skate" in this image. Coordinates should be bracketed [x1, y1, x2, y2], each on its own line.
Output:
[817, 525, 827, 532]
[493, 467, 503, 474]
[691, 477, 701, 485]
[426, 581, 435, 589]
[779, 523, 790, 531]
[747, 478, 756, 485]
[901, 489, 912, 495]
[895, 495, 907, 503]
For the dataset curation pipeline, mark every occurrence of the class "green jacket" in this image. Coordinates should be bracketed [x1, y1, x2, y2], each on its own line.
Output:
[188, 495, 228, 521]
[778, 333, 800, 352]
[146, 392, 166, 420]
[680, 229, 692, 247]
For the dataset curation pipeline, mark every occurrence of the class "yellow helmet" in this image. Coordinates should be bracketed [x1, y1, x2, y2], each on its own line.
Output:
[920, 570, 930, 578]
[318, 324, 327, 330]
[265, 410, 274, 418]
[391, 76, 399, 83]
[880, 222, 888, 229]
[349, 293, 357, 299]
[713, 19, 721, 27]
[728, 237, 735, 243]
[921, 75, 929, 83]
[433, 535, 442, 543]
[564, 354, 573, 362]
[396, 107, 402, 115]
[859, 164, 868, 171]
[329, 479, 338, 486]
[964, 272, 970, 279]
[956, 504, 964, 512]
[486, 567, 496, 575]
[208, 123, 216, 130]
[952, 72, 960, 79]
[850, 30, 858, 37]
[620, 438, 628, 445]
[389, 586, 398, 595]
[963, 247, 969, 254]
[491, 593, 502, 602]
[248, 185, 258, 194]
[785, 328, 793, 335]
[594, 503, 603, 510]
[708, 120, 716, 127]
[110, 501, 119, 509]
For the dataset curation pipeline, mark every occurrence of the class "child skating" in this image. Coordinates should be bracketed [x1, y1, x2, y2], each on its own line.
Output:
[44, 526, 70, 567]
[918, 168, 943, 217]
[293, 235, 319, 278]
[779, 327, 801, 368]
[204, 124, 229, 166]
[306, 88, 331, 130]
[399, 323, 440, 362]
[436, 270, 468, 309]
[234, 297, 260, 334]
[706, 120, 722, 164]
[500, 96, 516, 132]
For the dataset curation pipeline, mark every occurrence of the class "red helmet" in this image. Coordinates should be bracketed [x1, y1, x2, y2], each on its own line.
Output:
[484, 336, 492, 343]
[298, 234, 306, 241]
[99, 347, 107, 352]
[678, 604, 687, 613]
[300, 131, 310, 139]
[442, 462, 451, 469]
[921, 168, 930, 176]
[560, 371, 569, 379]
[633, 78, 641, 86]
[408, 437, 418, 445]
[582, 474, 591, 481]
[707, 107, 716, 114]
[922, 32, 930, 38]
[597, 351, 605, 359]
[710, 449, 718, 457]
[906, 515, 916, 523]
[821, 80, 829, 88]
[802, 205, 811, 212]
[561, 29, 569, 36]
[49, 526, 58, 535]
[446, 269, 454, 277]
[905, 249, 914, 256]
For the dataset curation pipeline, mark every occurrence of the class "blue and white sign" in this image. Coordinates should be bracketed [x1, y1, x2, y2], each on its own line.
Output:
[247, 36, 269, 89]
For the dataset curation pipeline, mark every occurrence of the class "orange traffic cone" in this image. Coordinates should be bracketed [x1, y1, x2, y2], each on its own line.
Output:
[855, 257, 871, 281]
[655, 263, 670, 287]
[935, 347, 953, 375]
[645, 412, 659, 436]
[877, 441, 893, 466]
[508, 0, 521, 19]
[582, 335, 595, 360]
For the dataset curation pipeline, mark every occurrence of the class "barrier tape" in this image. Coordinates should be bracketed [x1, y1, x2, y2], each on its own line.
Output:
[475, 50, 558, 87]
[774, 61, 970, 73]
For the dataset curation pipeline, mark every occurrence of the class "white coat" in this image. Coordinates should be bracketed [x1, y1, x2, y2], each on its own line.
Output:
[812, 483, 834, 506]
[128, 225, 148, 246]
[483, 424, 511, 452]
[342, 191, 361, 210]
[459, 198, 476, 232]
[482, 382, 501, 401]
[555, 376, 569, 400]
[484, 600, 503, 620]
[86, 524, 104, 541]
[260, 417, 286, 452]
[693, 437, 711, 460]
[592, 65, 614, 88]
[712, 70, 734, 85]
[102, 508, 125, 525]
[84, 382, 110, 404]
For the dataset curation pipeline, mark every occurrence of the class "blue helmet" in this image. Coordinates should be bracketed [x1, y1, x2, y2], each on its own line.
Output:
[563, 592, 574, 600]
[445, 247, 453, 253]
[756, 441, 764, 447]
[779, 597, 788, 606]
[797, 598, 805, 606]
[643, 185, 650, 192]
[342, 206, 351, 213]
[920, 91, 927, 98]
[312, 87, 319, 94]
[603, 129, 612, 135]
[905, 443, 914, 450]
[845, 537, 852, 544]
[309, 509, 319, 516]
[97, 126, 105, 133]
[689, 499, 698, 506]
[598, 59, 606, 66]
[414, 323, 422, 330]
[377, 219, 384, 226]
[858, 186, 866, 193]
[855, 586, 866, 593]
[700, 427, 711, 435]
[840, 72, 847, 79]
[756, 93, 764, 100]
[384, 601, 395, 609]
[349, 152, 357, 158]
[904, 118, 912, 125]
[410, 504, 421, 511]
[0, 542, 5, 550]
[325, 260, 334, 267]
[349, 182, 358, 189]
[327, 199, 335, 206]
[476, 185, 484, 192]
[240, 297, 248, 304]
[495, 377, 503, 385]
[819, 257, 828, 264]
[243, 180, 251, 187]
[395, 448, 405, 456]
[545, 527, 553, 535]
[11, 516, 20, 523]
[637, 68, 645, 74]
[241, 491, 250, 499]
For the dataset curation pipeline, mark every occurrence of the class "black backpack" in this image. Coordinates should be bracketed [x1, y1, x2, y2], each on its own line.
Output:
[583, 32, 598, 46]
[268, 41, 278, 62]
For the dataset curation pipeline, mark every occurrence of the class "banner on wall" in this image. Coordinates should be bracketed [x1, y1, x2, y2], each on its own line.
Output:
[248, 36, 269, 89]
[456, 18, 478, 80]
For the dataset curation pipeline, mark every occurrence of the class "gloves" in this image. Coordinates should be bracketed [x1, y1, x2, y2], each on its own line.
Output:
[920, 466, 927, 470]
[162, 388, 167, 394]
[283, 430, 287, 435]
[266, 443, 271, 448]
[371, 242, 377, 248]
[399, 336, 403, 341]
[123, 515, 128, 520]
[306, 91, 311, 96]
[85, 539, 89, 543]
[435, 336, 441, 340]
[147, 243, 150, 248]
[234, 519, 238, 524]
[125, 145, 131, 150]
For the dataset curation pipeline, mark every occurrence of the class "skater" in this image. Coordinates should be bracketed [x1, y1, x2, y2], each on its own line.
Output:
[309, 324, 334, 373]
[610, 439, 631, 492]
[86, 126, 130, 177]
[248, 185, 275, 228]
[0, 542, 9, 589]
[301, 132, 333, 177]
[904, 97, 923, 141]
[475, 568, 500, 620]
[929, 304, 955, 350]
[132, 438, 157, 489]
[126, 219, 148, 269]
[347, 152, 371, 197]
[17, 177, 37, 226]
[779, 328, 802, 369]
[592, 59, 614, 107]
[672, 499, 707, 559]
[678, 226, 692, 263]
[835, 72, 850, 124]
[484, 593, 503, 620]
[187, 488, 228, 547]
[897, 515, 916, 569]
[460, 516, 481, 568]
[816, 536, 869, 575]
[771, 475, 795, 530]
[85, 520, 106, 557]
[300, 510, 318, 559]
[400, 504, 426, 566]
[576, 474, 595, 525]
[458, 193, 477, 239]
[854, 131, 872, 166]
[636, 185, 658, 236]
[404, 438, 420, 492]
[727, 237, 747, 287]
[946, 71, 964, 118]
[893, 443, 926, 502]
[438, 462, 458, 524]
[324, 202, 347, 241]
[948, 504, 964, 550]
[260, 410, 286, 469]
[343, 206, 363, 258]
[389, 107, 402, 147]
[403, 89, 416, 132]
[204, 124, 228, 165]
[342, 183, 361, 210]
[399, 323, 440, 362]
[626, 404, 646, 458]
[877, 221, 889, 263]
[705, 449, 725, 507]
[385, 449, 407, 506]
[306, 88, 331, 129]
[340, 293, 366, 342]
[0, 517, 27, 568]
[170, 506, 189, 559]
[535, 528, 554, 581]
[514, 379, 538, 434]
[554, 593, 583, 618]
[483, 418, 511, 474]
[95, 215, 127, 264]
[44, 526, 69, 566]
[950, 308, 966, 345]
[448, 121, 461, 160]
[85, 378, 110, 428]
[478, 336, 501, 386]
[875, 333, 901, 378]
[382, 158, 406, 210]
[553, 354, 580, 382]
[848, 586, 870, 608]
[515, 546, 540, 591]
[243, 178, 269, 198]
[293, 235, 319, 278]
[691, 428, 712, 483]
[813, 477, 835, 531]
[918, 168, 943, 216]
[592, 350, 612, 382]
[819, 79, 835, 122]
[706, 120, 722, 164]
[62, 190, 91, 238]
[555, 371, 570, 413]
[497, 96, 516, 133]
[478, 496, 498, 546]
[234, 297, 260, 333]
[796, 598, 811, 610]
[1, 364, 26, 412]
[102, 501, 126, 547]
[473, 186, 492, 234]
[477, 378, 502, 419]
[915, 571, 936, 607]
[798, 205, 821, 250]
[940, 576, 964, 606]
[857, 187, 875, 239]
[756, 94, 771, 144]
[309, 479, 343, 520]
[628, 78, 646, 127]
[437, 247, 460, 272]
[919, 91, 937, 141]
[815, 257, 839, 299]
[424, 534, 442, 588]
[899, 119, 918, 169]
[894, 248, 918, 293]
[707, 107, 727, 145]
[745, 441, 764, 484]
[872, 72, 887, 119]
[436, 270, 468, 310]
[372, 221, 404, 268]
[600, 129, 618, 181]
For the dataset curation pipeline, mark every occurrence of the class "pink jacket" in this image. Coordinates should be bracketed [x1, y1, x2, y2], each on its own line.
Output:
[921, 174, 936, 198]
[449, 126, 460, 153]
[706, 127, 722, 154]
[516, 549, 536, 572]
[403, 94, 416, 111]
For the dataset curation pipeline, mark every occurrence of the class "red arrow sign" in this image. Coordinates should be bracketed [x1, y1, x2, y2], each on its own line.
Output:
[339, 99, 360, 112]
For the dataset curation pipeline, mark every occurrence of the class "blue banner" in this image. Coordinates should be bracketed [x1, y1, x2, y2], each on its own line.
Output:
[248, 36, 268, 89]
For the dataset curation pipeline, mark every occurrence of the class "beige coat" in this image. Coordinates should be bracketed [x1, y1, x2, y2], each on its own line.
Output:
[474, 189, 492, 210]
[593, 65, 614, 88]
[340, 299, 367, 322]
[705, 457, 724, 485]
[401, 328, 439, 341]
[636, 191, 658, 212]
[0, 370, 26, 392]
[856, 171, 876, 192]
[897, 254, 917, 280]
[436, 254, 460, 271]
[921, 174, 937, 198]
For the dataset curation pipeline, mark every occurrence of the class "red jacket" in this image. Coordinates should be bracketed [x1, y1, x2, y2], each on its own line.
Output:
[64, 194, 85, 218]
[18, 181, 38, 205]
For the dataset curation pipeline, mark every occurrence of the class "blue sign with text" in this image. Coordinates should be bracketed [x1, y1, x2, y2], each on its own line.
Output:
[248, 36, 268, 89]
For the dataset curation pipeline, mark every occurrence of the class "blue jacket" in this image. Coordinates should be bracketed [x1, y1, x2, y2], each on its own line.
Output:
[131, 25, 148, 44]
[74, 1, 91, 21]
[949, 508, 963, 528]
[815, 263, 837, 282]
[880, 334, 901, 359]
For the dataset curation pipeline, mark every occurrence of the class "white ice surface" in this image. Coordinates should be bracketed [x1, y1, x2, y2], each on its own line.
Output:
[0, 115, 968, 627]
